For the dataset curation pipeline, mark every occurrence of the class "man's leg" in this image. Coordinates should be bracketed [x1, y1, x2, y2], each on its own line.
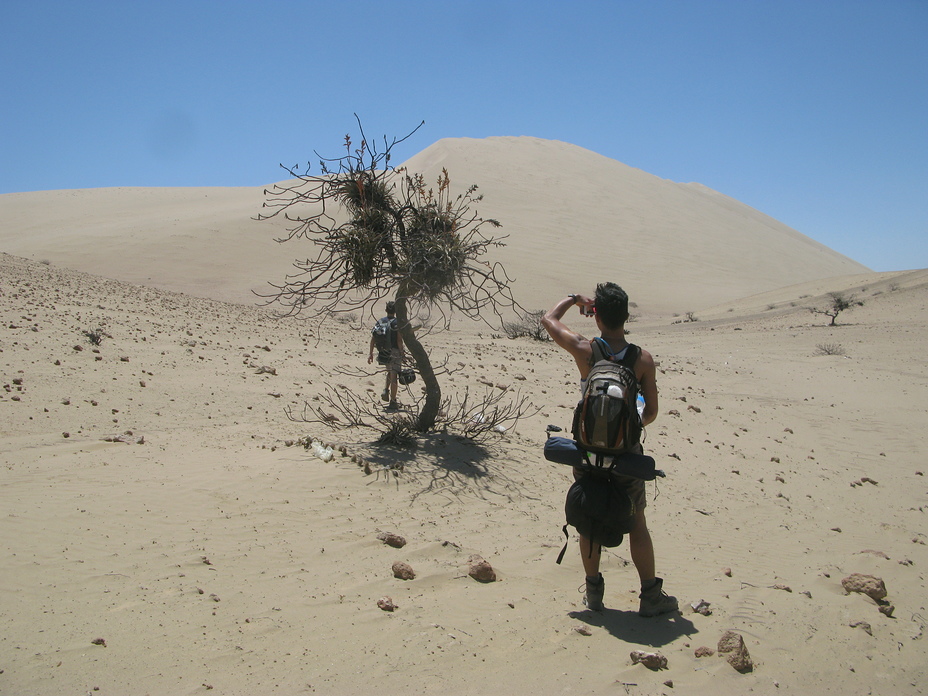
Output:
[631, 507, 678, 617]
[578, 535, 602, 577]
[629, 507, 655, 584]
[381, 368, 390, 402]
[578, 535, 605, 611]
[386, 369, 399, 409]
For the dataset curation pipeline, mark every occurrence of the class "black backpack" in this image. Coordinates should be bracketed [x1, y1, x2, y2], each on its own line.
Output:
[556, 465, 637, 564]
[556, 339, 643, 564]
[572, 339, 642, 457]
[371, 317, 394, 363]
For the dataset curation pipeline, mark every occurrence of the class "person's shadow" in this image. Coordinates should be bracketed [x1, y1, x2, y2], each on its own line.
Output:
[568, 607, 696, 646]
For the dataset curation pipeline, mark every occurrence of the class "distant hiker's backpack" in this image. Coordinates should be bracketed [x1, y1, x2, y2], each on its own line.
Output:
[556, 464, 637, 563]
[371, 317, 394, 364]
[572, 339, 643, 457]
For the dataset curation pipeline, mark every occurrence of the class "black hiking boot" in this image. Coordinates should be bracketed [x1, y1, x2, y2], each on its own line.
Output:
[638, 577, 678, 617]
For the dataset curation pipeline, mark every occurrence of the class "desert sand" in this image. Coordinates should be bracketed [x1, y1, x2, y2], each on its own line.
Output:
[1, 138, 926, 695]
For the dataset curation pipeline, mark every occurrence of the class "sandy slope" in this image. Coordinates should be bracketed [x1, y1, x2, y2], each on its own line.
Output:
[0, 137, 869, 315]
[402, 137, 870, 313]
[2, 252, 926, 695]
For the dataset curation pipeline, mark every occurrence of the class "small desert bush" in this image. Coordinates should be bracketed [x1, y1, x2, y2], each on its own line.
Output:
[814, 343, 846, 356]
[375, 415, 418, 449]
[82, 328, 110, 346]
[503, 310, 549, 341]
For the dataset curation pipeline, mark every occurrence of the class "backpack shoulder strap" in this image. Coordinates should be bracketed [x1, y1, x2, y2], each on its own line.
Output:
[591, 338, 639, 367]
[590, 337, 611, 363]
[620, 343, 640, 370]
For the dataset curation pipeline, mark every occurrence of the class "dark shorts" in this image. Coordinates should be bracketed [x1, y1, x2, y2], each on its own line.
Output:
[612, 473, 647, 511]
[385, 348, 403, 373]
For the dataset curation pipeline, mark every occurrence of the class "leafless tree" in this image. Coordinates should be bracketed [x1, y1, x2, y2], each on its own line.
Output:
[256, 118, 521, 430]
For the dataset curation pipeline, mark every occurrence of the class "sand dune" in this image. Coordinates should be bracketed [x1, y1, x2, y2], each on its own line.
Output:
[403, 137, 870, 313]
[2, 249, 926, 695]
[1, 137, 870, 315]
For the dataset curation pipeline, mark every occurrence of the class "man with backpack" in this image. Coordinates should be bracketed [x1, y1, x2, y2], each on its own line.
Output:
[368, 300, 405, 410]
[541, 283, 678, 616]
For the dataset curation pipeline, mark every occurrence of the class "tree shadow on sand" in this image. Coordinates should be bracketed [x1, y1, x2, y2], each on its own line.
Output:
[360, 431, 540, 505]
[568, 607, 697, 648]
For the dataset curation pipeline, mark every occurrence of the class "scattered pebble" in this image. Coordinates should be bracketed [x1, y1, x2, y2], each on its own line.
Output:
[841, 573, 887, 601]
[691, 599, 712, 615]
[377, 597, 397, 612]
[392, 561, 415, 580]
[718, 630, 753, 673]
[467, 555, 497, 583]
[858, 549, 890, 559]
[377, 532, 406, 548]
[630, 650, 667, 670]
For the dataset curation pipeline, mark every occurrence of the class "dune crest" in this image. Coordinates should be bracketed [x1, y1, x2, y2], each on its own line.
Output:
[1, 136, 871, 314]
[402, 136, 870, 312]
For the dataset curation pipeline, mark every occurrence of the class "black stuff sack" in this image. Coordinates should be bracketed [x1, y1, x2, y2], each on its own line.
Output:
[556, 469, 636, 564]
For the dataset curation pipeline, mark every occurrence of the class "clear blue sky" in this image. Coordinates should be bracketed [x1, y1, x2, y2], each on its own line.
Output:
[2, 1, 925, 271]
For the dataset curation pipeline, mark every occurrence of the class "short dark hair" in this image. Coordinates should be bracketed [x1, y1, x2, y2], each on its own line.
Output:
[385, 301, 396, 315]
[594, 283, 629, 330]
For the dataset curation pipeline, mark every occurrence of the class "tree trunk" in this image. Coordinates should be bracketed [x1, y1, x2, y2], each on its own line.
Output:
[394, 294, 441, 431]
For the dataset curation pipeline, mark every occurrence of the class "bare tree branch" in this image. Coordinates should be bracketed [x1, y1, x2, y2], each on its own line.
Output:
[256, 118, 523, 431]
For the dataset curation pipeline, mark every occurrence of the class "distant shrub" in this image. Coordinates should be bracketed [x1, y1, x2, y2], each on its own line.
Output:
[671, 312, 699, 325]
[82, 328, 110, 346]
[503, 310, 550, 341]
[814, 343, 846, 356]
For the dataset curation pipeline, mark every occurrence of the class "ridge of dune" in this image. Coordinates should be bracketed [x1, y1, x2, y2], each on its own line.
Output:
[402, 136, 871, 313]
[1, 136, 872, 314]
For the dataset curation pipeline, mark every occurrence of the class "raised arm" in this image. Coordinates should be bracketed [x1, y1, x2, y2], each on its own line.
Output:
[541, 295, 594, 372]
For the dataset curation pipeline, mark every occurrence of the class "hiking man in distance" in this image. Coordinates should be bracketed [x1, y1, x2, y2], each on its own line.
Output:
[541, 282, 678, 616]
[368, 300, 405, 410]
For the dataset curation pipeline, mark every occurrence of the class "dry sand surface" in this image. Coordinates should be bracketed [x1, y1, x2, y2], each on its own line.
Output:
[2, 250, 927, 695]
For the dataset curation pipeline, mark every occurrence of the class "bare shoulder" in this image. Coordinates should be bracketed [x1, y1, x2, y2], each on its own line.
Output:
[633, 345, 656, 378]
